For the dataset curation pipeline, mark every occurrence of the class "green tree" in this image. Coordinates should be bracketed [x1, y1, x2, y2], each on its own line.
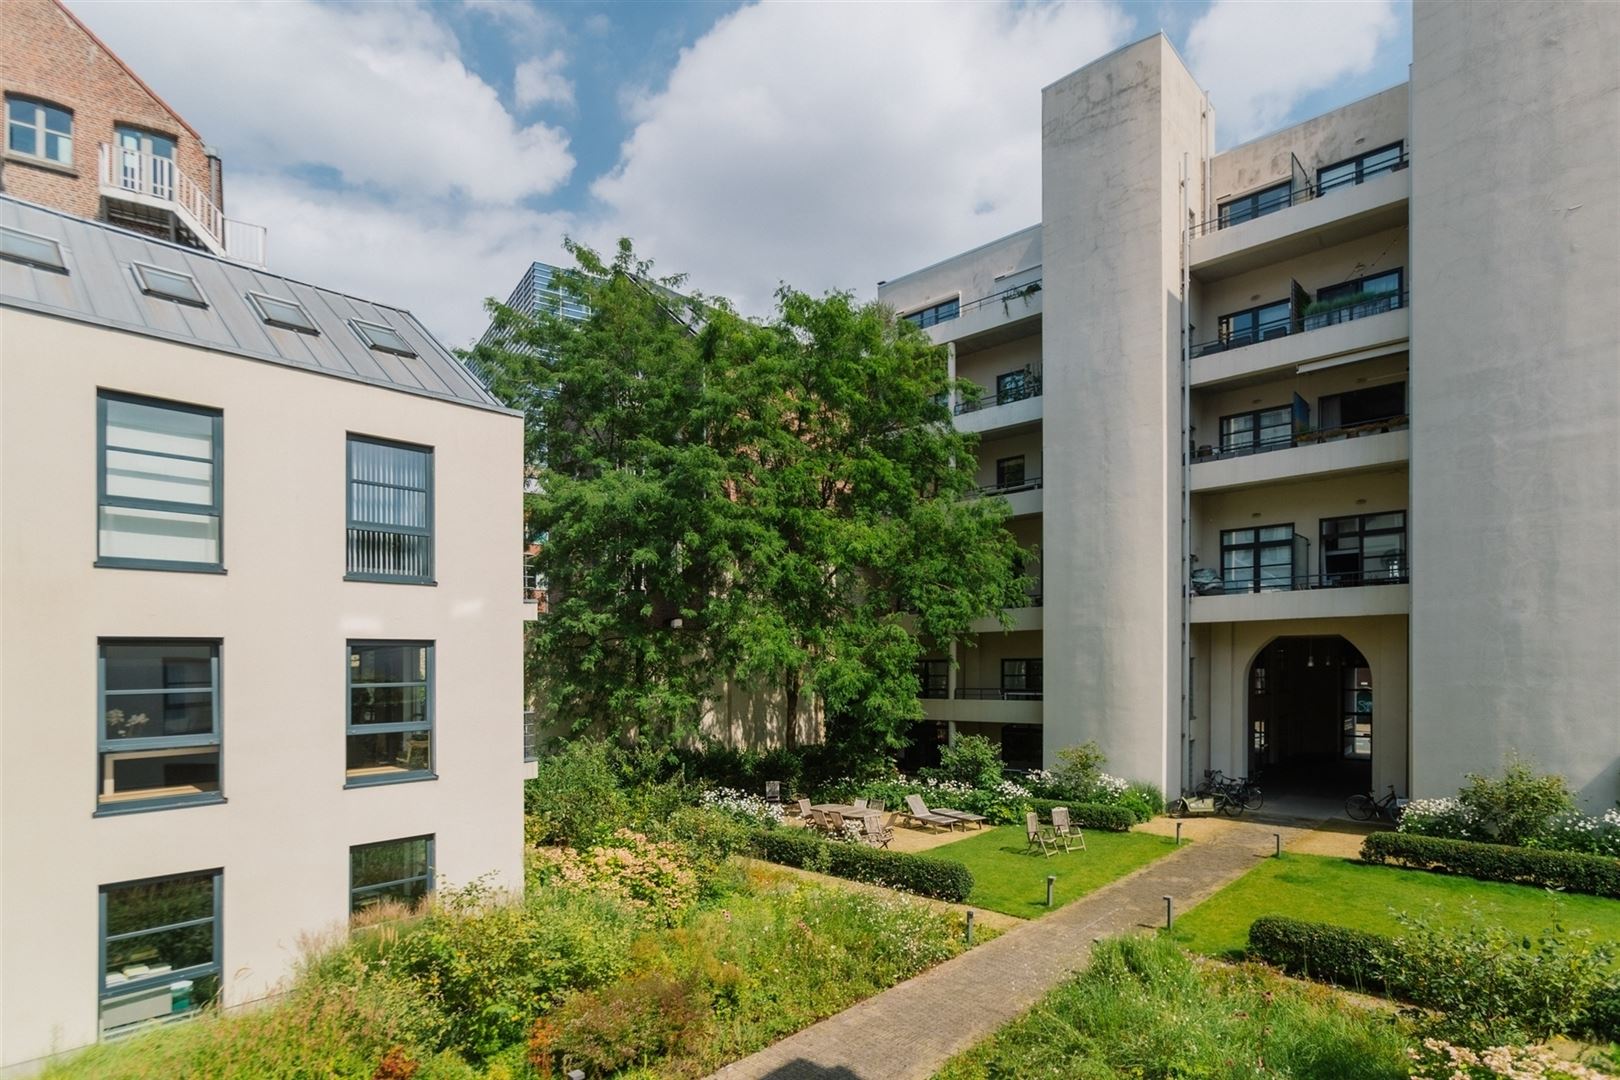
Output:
[471, 240, 1027, 753]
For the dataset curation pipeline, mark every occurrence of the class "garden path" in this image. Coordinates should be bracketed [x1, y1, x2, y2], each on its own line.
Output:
[707, 817, 1318, 1080]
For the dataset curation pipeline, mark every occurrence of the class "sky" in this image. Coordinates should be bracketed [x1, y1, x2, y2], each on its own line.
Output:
[65, 0, 1411, 347]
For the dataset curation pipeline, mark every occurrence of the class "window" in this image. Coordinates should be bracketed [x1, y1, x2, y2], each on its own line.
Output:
[995, 455, 1026, 490]
[1000, 658, 1042, 698]
[346, 641, 433, 784]
[350, 318, 417, 357]
[132, 262, 207, 307]
[901, 297, 959, 329]
[0, 224, 67, 271]
[98, 392, 223, 571]
[1217, 299, 1292, 349]
[1316, 142, 1404, 195]
[346, 435, 434, 583]
[1313, 268, 1404, 315]
[113, 126, 177, 198]
[1342, 664, 1373, 759]
[98, 641, 222, 812]
[1318, 382, 1406, 430]
[101, 871, 220, 1035]
[915, 659, 948, 699]
[1218, 181, 1291, 228]
[247, 291, 319, 334]
[6, 96, 72, 165]
[1219, 406, 1294, 456]
[1321, 511, 1407, 586]
[995, 370, 1033, 405]
[1221, 524, 1297, 594]
[350, 836, 433, 914]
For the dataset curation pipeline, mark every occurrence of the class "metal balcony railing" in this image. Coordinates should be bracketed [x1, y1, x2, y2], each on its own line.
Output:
[959, 279, 1042, 316]
[955, 371, 1043, 415]
[974, 476, 1043, 497]
[97, 144, 267, 266]
[956, 686, 1043, 701]
[1192, 563, 1410, 596]
[1193, 415, 1409, 463]
[1191, 148, 1409, 237]
[1191, 291, 1406, 359]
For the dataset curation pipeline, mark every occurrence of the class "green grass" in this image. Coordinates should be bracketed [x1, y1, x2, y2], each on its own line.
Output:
[1172, 852, 1620, 960]
[928, 825, 1178, 919]
[934, 935, 1413, 1079]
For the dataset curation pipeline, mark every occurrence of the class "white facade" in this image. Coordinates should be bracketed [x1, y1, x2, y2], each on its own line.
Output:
[0, 200, 527, 1071]
[881, 3, 1619, 808]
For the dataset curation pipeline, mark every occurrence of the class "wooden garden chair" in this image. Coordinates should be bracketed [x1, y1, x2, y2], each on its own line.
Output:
[1026, 811, 1058, 857]
[1051, 806, 1086, 853]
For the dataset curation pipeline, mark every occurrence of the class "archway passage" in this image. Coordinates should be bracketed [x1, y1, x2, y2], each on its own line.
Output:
[1247, 635, 1372, 794]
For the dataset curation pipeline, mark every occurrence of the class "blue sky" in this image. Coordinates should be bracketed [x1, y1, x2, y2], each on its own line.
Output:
[69, 0, 1411, 345]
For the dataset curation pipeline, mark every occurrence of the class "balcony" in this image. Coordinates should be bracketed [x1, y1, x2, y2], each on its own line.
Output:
[1191, 418, 1409, 493]
[924, 279, 1042, 352]
[98, 144, 267, 267]
[1190, 566, 1411, 623]
[522, 569, 546, 620]
[954, 369, 1043, 435]
[1192, 300, 1409, 388]
[974, 475, 1043, 516]
[522, 710, 539, 778]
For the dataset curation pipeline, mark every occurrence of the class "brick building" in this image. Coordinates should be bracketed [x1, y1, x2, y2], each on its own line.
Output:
[1, 0, 265, 265]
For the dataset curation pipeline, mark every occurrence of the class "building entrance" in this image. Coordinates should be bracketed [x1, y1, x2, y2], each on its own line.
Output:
[1247, 636, 1372, 793]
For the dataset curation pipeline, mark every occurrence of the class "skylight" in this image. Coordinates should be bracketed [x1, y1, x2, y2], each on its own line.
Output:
[350, 318, 417, 357]
[132, 262, 207, 307]
[0, 226, 67, 272]
[247, 291, 319, 334]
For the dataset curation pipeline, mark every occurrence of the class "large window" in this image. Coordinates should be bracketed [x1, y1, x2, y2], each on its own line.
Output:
[6, 95, 72, 166]
[1316, 142, 1404, 195]
[100, 870, 220, 1035]
[1320, 511, 1407, 586]
[902, 297, 959, 329]
[1219, 406, 1293, 456]
[995, 455, 1026, 490]
[98, 393, 223, 572]
[1218, 181, 1291, 228]
[113, 125, 176, 199]
[350, 836, 433, 915]
[1318, 381, 1406, 430]
[1221, 524, 1297, 593]
[915, 659, 948, 699]
[1342, 664, 1373, 759]
[1217, 299, 1292, 349]
[1000, 658, 1042, 698]
[346, 641, 434, 785]
[346, 436, 433, 583]
[995, 369, 1033, 405]
[98, 641, 221, 813]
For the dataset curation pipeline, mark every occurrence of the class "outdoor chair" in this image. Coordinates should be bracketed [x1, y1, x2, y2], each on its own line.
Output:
[765, 780, 782, 806]
[867, 799, 886, 813]
[903, 794, 963, 831]
[804, 808, 826, 832]
[851, 797, 868, 810]
[795, 797, 813, 819]
[930, 804, 987, 829]
[860, 811, 894, 849]
[1051, 806, 1086, 853]
[1026, 811, 1059, 857]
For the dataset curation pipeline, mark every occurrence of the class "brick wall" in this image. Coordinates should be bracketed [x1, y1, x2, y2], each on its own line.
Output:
[0, 0, 215, 222]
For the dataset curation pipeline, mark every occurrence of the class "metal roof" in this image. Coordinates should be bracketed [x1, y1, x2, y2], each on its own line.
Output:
[0, 196, 512, 414]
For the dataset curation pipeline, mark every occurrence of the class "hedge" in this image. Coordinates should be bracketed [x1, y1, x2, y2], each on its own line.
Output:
[1247, 915, 1392, 991]
[747, 829, 975, 903]
[1361, 832, 1620, 898]
[1024, 799, 1137, 832]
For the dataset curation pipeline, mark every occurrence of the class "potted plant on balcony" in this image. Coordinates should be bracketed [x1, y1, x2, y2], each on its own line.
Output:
[1302, 290, 1397, 331]
[1000, 281, 1042, 316]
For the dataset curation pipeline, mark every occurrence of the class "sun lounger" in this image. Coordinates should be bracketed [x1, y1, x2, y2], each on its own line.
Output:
[903, 794, 962, 831]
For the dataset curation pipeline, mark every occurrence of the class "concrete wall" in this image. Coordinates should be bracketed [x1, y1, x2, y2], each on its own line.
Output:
[1040, 35, 1208, 792]
[0, 310, 525, 1069]
[877, 224, 1042, 317]
[1409, 0, 1620, 806]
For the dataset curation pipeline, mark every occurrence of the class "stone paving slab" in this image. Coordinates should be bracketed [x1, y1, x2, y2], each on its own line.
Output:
[707, 819, 1315, 1080]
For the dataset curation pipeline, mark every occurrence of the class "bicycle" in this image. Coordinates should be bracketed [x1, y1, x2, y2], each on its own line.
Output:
[1195, 770, 1262, 812]
[1346, 784, 1399, 823]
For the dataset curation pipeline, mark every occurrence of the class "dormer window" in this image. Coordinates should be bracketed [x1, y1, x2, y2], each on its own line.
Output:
[247, 291, 318, 334]
[0, 225, 67, 272]
[132, 262, 207, 307]
[350, 319, 417, 357]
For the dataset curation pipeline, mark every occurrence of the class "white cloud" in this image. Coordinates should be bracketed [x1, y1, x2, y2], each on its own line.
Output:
[585, 1, 1133, 315]
[515, 51, 575, 110]
[64, 0, 574, 203]
[1186, 0, 1400, 143]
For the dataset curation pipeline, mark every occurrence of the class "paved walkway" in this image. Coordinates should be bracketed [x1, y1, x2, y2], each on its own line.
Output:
[707, 818, 1317, 1080]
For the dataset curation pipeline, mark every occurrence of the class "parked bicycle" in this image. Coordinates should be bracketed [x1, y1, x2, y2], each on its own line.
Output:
[1345, 784, 1401, 823]
[1194, 769, 1263, 812]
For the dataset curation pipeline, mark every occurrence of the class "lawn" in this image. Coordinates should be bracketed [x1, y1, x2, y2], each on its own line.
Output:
[1171, 852, 1620, 960]
[929, 825, 1179, 919]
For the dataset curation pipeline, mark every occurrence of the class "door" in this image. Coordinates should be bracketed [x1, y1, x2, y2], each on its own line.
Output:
[116, 126, 177, 199]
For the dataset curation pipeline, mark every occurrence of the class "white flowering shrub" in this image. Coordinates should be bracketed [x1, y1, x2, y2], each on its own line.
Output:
[698, 786, 784, 827]
[1398, 797, 1482, 841]
[1528, 807, 1620, 857]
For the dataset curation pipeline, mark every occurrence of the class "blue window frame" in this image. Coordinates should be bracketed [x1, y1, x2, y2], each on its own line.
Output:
[346, 435, 433, 583]
[97, 392, 224, 573]
[100, 869, 221, 1036]
[97, 640, 223, 814]
[346, 641, 434, 786]
[902, 297, 959, 329]
[350, 835, 434, 915]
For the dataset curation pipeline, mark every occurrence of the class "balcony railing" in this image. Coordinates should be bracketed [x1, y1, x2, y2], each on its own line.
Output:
[956, 686, 1043, 701]
[955, 370, 1043, 415]
[1191, 148, 1409, 237]
[1192, 563, 1409, 596]
[1192, 291, 1406, 359]
[959, 279, 1042, 316]
[974, 476, 1043, 497]
[1193, 415, 1409, 463]
[98, 144, 267, 267]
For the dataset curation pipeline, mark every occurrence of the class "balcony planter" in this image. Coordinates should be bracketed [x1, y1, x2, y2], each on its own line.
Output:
[1001, 281, 1041, 315]
[1301, 291, 1396, 331]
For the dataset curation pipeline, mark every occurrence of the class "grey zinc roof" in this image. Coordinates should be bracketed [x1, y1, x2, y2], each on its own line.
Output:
[0, 196, 511, 414]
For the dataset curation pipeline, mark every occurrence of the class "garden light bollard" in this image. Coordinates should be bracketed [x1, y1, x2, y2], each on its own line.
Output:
[1175, 821, 1183, 846]
[1163, 895, 1173, 930]
[1046, 875, 1056, 907]
[1274, 833, 1282, 858]
[965, 909, 975, 946]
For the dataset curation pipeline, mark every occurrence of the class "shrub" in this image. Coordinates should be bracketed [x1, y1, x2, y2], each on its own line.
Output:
[549, 972, 713, 1075]
[697, 785, 784, 827]
[1457, 754, 1577, 847]
[529, 829, 700, 926]
[748, 828, 973, 902]
[1051, 740, 1107, 791]
[1360, 832, 1620, 898]
[1529, 807, 1620, 858]
[1024, 798, 1136, 832]
[1407, 1040, 1618, 1080]
[1247, 915, 1391, 991]
[1397, 796, 1482, 841]
[1123, 780, 1165, 817]
[525, 739, 629, 848]
[925, 733, 1004, 791]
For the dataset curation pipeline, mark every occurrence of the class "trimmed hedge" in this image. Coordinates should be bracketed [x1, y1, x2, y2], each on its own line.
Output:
[747, 829, 974, 902]
[1025, 799, 1137, 832]
[1247, 915, 1391, 991]
[1361, 831, 1620, 898]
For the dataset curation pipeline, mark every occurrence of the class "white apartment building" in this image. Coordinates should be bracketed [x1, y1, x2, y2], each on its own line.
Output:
[0, 196, 529, 1071]
[881, 2, 1619, 806]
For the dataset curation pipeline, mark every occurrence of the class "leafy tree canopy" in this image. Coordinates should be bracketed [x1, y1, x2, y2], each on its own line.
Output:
[470, 239, 1029, 753]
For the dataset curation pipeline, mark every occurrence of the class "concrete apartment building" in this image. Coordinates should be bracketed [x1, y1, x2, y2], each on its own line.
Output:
[881, 2, 1619, 806]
